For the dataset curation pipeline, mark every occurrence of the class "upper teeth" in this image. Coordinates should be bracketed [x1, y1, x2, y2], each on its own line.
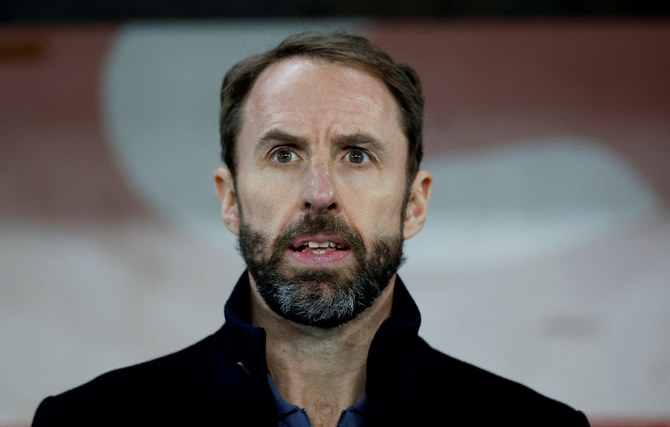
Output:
[307, 241, 337, 248]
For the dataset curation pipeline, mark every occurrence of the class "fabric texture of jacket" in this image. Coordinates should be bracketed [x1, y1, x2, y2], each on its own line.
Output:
[32, 271, 591, 426]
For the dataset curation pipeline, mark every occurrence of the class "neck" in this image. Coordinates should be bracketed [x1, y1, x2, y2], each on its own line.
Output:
[249, 274, 395, 426]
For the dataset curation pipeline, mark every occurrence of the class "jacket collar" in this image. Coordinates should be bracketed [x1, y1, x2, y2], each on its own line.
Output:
[220, 271, 267, 380]
[367, 274, 423, 393]
[219, 271, 423, 387]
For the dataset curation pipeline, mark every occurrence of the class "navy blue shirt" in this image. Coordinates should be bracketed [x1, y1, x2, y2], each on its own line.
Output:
[268, 373, 366, 427]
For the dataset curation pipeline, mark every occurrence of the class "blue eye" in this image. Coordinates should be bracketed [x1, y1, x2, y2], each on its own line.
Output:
[273, 149, 295, 164]
[347, 149, 369, 164]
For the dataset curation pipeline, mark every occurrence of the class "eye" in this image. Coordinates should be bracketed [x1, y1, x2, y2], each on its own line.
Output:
[272, 148, 297, 164]
[346, 149, 370, 165]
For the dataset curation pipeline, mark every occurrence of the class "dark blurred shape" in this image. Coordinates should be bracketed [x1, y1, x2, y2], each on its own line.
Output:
[1, 0, 670, 23]
[0, 39, 46, 62]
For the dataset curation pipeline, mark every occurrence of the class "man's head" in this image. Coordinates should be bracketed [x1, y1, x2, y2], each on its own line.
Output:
[214, 31, 431, 328]
[219, 31, 424, 189]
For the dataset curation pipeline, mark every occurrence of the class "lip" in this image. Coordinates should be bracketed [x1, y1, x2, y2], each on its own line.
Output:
[290, 234, 349, 249]
[287, 234, 352, 266]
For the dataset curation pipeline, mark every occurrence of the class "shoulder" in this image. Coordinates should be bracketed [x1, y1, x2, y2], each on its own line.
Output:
[410, 339, 591, 425]
[31, 330, 241, 426]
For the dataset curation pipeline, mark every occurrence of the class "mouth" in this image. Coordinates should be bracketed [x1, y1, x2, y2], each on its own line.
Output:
[291, 241, 348, 254]
[290, 235, 350, 254]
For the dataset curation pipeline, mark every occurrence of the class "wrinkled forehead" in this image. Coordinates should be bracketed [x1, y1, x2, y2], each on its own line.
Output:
[240, 57, 405, 138]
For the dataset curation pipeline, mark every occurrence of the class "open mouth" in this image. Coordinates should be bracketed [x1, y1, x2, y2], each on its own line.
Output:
[290, 239, 350, 255]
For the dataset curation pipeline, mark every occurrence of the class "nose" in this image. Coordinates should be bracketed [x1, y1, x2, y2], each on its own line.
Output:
[301, 159, 338, 214]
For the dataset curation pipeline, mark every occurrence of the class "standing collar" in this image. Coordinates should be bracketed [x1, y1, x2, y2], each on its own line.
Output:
[220, 271, 423, 383]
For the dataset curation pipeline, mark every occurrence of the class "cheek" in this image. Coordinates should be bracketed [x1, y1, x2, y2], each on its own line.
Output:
[237, 177, 295, 231]
[344, 182, 405, 233]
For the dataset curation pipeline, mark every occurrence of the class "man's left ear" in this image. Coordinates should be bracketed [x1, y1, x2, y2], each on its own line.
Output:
[403, 170, 432, 240]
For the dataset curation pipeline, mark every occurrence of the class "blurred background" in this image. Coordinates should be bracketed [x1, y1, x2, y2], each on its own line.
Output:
[1, 2, 669, 426]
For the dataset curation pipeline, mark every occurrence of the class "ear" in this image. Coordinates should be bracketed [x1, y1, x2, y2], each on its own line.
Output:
[214, 167, 240, 235]
[403, 170, 432, 240]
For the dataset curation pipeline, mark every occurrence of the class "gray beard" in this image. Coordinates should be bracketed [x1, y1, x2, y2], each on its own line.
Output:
[237, 213, 405, 328]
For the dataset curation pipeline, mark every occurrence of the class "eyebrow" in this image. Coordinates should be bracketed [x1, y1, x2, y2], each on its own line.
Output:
[332, 132, 387, 152]
[255, 128, 387, 156]
[254, 129, 307, 157]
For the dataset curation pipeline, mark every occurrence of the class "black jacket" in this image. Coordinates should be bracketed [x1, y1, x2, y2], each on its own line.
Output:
[32, 272, 590, 426]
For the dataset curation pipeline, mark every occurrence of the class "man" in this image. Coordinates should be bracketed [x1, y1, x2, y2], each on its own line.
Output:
[32, 31, 590, 426]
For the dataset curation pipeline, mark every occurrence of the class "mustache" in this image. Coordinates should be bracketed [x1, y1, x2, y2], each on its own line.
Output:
[273, 213, 365, 254]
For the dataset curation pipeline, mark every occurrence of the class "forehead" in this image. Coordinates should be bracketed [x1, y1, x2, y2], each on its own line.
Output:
[239, 57, 404, 141]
